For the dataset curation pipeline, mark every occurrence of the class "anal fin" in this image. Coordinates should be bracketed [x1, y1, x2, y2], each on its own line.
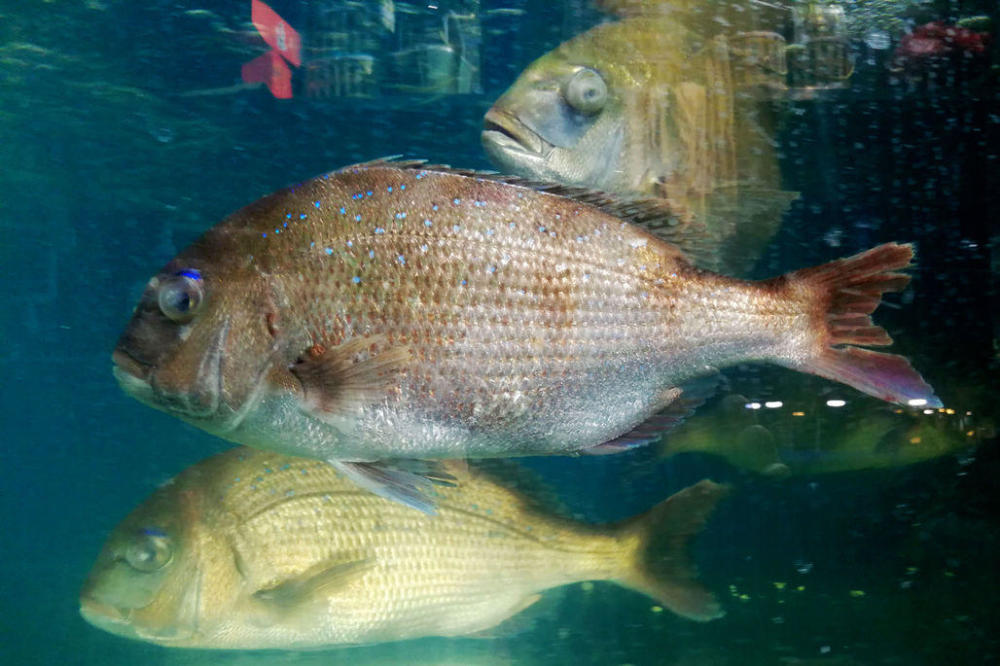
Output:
[582, 376, 723, 455]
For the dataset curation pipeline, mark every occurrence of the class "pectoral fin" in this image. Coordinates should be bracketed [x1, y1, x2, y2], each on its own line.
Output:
[291, 336, 412, 418]
[331, 459, 457, 515]
[253, 557, 373, 611]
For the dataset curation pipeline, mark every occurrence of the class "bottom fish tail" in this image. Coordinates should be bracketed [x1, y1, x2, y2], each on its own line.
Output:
[614, 480, 729, 622]
[778, 242, 942, 408]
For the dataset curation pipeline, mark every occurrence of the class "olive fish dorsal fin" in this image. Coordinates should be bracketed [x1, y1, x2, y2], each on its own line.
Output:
[342, 158, 717, 268]
[291, 335, 412, 418]
[253, 557, 373, 610]
[466, 459, 573, 519]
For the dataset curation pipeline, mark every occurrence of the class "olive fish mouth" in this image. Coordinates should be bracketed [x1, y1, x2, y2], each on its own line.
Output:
[482, 110, 549, 158]
[80, 597, 138, 639]
[80, 597, 191, 644]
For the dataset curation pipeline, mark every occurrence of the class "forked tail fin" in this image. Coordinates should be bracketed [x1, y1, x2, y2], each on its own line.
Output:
[779, 242, 941, 408]
[615, 480, 729, 622]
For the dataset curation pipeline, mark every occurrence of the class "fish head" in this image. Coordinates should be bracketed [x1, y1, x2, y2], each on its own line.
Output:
[112, 223, 285, 436]
[79, 475, 216, 645]
[482, 37, 634, 192]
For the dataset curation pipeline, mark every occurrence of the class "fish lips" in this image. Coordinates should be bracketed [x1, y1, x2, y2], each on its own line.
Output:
[80, 597, 139, 639]
[111, 321, 231, 421]
[482, 110, 551, 165]
[80, 597, 192, 644]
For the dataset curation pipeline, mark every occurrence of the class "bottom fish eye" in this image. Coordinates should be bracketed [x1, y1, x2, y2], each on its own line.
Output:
[125, 529, 173, 573]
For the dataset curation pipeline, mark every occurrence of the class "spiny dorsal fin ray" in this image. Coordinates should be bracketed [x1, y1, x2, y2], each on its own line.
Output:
[338, 158, 718, 269]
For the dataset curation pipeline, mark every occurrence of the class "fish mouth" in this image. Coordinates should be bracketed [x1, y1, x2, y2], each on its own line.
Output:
[80, 597, 142, 641]
[80, 597, 192, 644]
[482, 109, 550, 159]
[111, 320, 231, 421]
[112, 347, 152, 383]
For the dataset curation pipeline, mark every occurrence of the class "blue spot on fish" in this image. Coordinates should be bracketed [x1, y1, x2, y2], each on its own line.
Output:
[424, 218, 432, 227]
[176, 269, 201, 281]
[366, 190, 373, 197]
[453, 224, 461, 232]
[314, 201, 321, 209]
[453, 198, 461, 205]
[346, 240, 353, 247]
[352, 276, 361, 284]
[374, 227, 385, 234]
[387, 186, 393, 193]
[355, 214, 362, 222]
[261, 232, 267, 238]
[340, 207, 347, 214]
[400, 184, 406, 190]
[299, 214, 306, 220]
[432, 204, 439, 211]
[397, 255, 405, 264]
[369, 250, 375, 258]
[325, 247, 333, 255]
[283, 221, 288, 228]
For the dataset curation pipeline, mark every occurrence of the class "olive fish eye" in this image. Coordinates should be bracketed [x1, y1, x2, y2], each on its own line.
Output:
[125, 529, 173, 573]
[157, 270, 204, 322]
[563, 68, 607, 114]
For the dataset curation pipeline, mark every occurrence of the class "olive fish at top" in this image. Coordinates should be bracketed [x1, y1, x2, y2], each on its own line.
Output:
[80, 447, 729, 648]
[482, 0, 798, 274]
[112, 159, 940, 511]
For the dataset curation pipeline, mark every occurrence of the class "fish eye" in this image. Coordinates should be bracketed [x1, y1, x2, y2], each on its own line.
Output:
[125, 529, 173, 573]
[157, 270, 204, 322]
[563, 68, 607, 114]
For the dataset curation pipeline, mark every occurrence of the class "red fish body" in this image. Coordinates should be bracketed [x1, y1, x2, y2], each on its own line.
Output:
[113, 160, 939, 508]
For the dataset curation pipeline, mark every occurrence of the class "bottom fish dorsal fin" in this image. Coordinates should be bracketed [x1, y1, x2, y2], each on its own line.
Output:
[253, 557, 373, 612]
[331, 459, 457, 514]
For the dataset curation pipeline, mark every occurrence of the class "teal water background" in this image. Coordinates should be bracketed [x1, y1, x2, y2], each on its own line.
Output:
[2, 1, 999, 664]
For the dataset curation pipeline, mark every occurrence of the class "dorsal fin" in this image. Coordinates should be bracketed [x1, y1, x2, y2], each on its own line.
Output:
[465, 459, 572, 519]
[338, 158, 717, 268]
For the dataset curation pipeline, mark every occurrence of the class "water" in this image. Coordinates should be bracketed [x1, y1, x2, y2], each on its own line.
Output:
[1, 1, 998, 664]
